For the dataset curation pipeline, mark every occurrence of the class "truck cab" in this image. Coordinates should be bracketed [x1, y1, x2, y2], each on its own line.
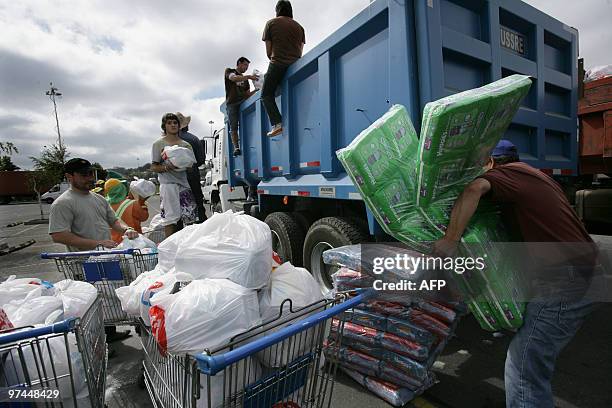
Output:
[202, 129, 251, 214]
[41, 182, 70, 204]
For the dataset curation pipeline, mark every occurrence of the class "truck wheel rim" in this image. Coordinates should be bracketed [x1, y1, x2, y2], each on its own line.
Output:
[310, 241, 335, 294]
[270, 230, 286, 262]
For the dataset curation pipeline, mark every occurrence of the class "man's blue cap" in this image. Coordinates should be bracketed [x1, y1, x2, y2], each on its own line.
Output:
[492, 139, 519, 159]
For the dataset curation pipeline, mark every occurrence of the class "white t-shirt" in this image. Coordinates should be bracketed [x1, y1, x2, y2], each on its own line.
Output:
[151, 137, 192, 188]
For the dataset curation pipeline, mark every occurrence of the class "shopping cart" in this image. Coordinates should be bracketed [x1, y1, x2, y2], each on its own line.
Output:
[41, 248, 158, 326]
[143, 227, 166, 245]
[138, 288, 373, 408]
[0, 295, 107, 407]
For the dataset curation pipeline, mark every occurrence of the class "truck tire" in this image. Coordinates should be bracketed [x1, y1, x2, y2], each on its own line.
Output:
[44, 197, 54, 204]
[265, 212, 305, 267]
[292, 212, 316, 234]
[303, 217, 369, 293]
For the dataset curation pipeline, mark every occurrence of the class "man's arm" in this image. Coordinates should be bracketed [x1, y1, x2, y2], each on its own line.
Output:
[433, 178, 491, 254]
[228, 73, 257, 83]
[265, 40, 272, 59]
[111, 219, 139, 239]
[51, 231, 115, 250]
[151, 162, 177, 173]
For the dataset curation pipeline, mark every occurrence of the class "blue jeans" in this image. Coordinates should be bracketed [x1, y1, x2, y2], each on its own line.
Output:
[504, 298, 597, 407]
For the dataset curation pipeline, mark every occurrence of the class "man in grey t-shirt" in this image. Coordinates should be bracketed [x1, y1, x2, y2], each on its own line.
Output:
[49, 158, 139, 346]
[49, 158, 139, 251]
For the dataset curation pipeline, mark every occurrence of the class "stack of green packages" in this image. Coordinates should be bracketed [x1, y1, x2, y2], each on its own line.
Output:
[337, 105, 442, 253]
[337, 75, 532, 331]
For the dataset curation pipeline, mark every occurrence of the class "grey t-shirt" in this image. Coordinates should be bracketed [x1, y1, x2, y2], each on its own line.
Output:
[49, 189, 118, 251]
[151, 137, 192, 187]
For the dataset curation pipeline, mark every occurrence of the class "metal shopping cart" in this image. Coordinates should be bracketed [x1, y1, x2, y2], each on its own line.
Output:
[0, 295, 107, 407]
[143, 226, 166, 245]
[41, 248, 158, 326]
[138, 288, 373, 408]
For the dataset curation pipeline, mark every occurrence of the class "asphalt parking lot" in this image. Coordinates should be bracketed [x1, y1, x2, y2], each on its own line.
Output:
[1, 200, 611, 407]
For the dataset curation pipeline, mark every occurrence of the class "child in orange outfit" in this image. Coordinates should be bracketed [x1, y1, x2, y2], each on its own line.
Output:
[104, 179, 150, 244]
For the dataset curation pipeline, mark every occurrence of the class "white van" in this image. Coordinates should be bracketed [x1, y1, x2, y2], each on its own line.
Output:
[41, 182, 70, 204]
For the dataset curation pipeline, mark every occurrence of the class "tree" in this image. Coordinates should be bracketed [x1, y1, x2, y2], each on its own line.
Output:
[30, 143, 69, 186]
[0, 156, 19, 171]
[28, 171, 55, 220]
[0, 142, 19, 155]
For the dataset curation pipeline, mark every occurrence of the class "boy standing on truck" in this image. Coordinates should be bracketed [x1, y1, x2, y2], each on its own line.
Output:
[224, 57, 258, 157]
[433, 140, 597, 408]
[261, 0, 305, 137]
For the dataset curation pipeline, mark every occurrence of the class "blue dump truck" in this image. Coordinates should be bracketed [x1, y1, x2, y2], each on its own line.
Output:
[208, 0, 590, 291]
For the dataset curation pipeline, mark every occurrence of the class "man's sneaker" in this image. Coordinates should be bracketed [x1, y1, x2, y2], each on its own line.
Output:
[233, 148, 241, 157]
[267, 124, 283, 137]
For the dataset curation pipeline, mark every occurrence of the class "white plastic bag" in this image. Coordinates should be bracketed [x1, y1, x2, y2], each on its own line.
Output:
[174, 212, 272, 288]
[196, 357, 262, 408]
[115, 265, 166, 316]
[157, 224, 199, 271]
[149, 279, 261, 354]
[2, 331, 89, 407]
[0, 307, 13, 330]
[54, 280, 98, 319]
[0, 276, 55, 307]
[147, 214, 164, 231]
[4, 295, 64, 327]
[251, 69, 264, 90]
[130, 179, 157, 198]
[258, 262, 324, 323]
[140, 270, 192, 327]
[257, 263, 324, 367]
[162, 145, 196, 170]
[116, 234, 157, 251]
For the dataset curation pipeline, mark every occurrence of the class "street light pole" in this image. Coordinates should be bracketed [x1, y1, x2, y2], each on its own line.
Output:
[46, 82, 63, 150]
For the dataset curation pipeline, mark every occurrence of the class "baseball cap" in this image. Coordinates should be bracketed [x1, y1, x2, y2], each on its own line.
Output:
[492, 139, 519, 159]
[64, 158, 93, 174]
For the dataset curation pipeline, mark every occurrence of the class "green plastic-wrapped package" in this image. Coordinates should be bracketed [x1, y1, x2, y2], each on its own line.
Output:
[416, 75, 532, 207]
[337, 105, 421, 242]
[459, 214, 527, 331]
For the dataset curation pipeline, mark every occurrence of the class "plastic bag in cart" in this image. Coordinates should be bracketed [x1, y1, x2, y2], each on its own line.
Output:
[149, 279, 261, 354]
[2, 329, 90, 408]
[115, 265, 166, 316]
[157, 224, 199, 271]
[193, 357, 262, 408]
[0, 276, 56, 307]
[3, 294, 64, 327]
[0, 307, 13, 330]
[116, 234, 158, 251]
[174, 211, 272, 288]
[257, 262, 325, 367]
[144, 214, 164, 233]
[54, 279, 98, 319]
[139, 270, 192, 327]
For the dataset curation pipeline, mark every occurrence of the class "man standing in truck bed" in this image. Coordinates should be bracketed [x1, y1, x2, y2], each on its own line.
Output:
[434, 140, 598, 408]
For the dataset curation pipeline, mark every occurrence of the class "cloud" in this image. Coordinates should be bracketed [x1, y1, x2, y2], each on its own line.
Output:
[0, 0, 607, 171]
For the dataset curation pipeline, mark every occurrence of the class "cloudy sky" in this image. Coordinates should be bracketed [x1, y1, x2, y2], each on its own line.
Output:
[1, 0, 610, 170]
